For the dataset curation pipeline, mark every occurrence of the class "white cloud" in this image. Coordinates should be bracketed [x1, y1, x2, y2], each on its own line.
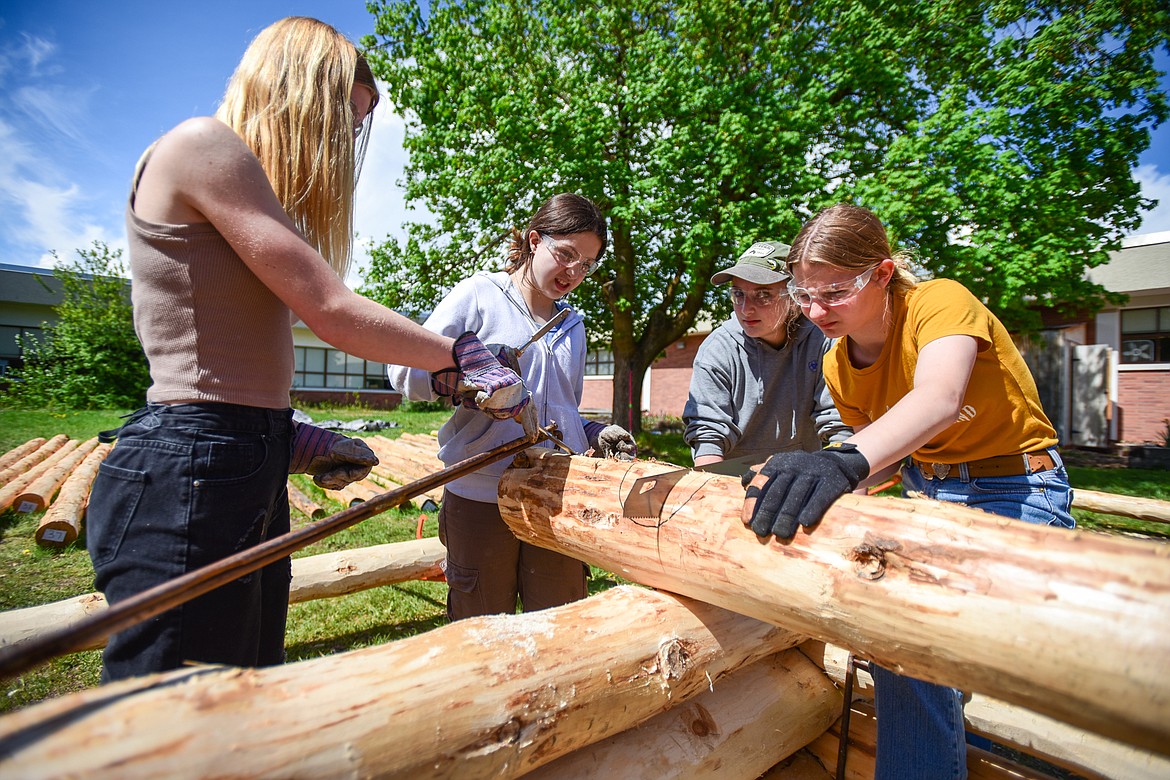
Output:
[0, 34, 121, 269]
[0, 117, 122, 268]
[1132, 163, 1170, 236]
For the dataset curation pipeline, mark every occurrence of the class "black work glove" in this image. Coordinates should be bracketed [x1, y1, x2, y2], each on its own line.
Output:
[741, 442, 870, 540]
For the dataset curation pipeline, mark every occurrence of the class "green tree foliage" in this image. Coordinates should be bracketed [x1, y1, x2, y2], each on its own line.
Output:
[361, 0, 1167, 431]
[1, 243, 149, 410]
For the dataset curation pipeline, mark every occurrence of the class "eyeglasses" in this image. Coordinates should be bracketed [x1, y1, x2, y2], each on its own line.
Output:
[729, 287, 781, 307]
[787, 265, 878, 308]
[539, 233, 601, 277]
[351, 100, 368, 139]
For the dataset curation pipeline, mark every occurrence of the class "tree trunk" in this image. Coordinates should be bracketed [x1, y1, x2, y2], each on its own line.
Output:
[0, 434, 68, 489]
[496, 450, 1170, 756]
[0, 437, 46, 474]
[524, 647, 840, 780]
[17, 437, 100, 514]
[1072, 488, 1170, 523]
[0, 587, 802, 779]
[810, 641, 1170, 780]
[0, 538, 446, 652]
[35, 442, 110, 548]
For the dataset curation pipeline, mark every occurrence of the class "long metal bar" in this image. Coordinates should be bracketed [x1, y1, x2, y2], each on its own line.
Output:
[0, 429, 544, 681]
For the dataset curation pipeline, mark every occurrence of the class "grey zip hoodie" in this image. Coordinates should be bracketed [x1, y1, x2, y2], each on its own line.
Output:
[683, 316, 850, 464]
[387, 271, 591, 503]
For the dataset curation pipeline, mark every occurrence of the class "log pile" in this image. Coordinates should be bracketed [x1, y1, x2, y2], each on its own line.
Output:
[3, 442, 1170, 779]
[0, 437, 115, 547]
[497, 450, 1170, 755]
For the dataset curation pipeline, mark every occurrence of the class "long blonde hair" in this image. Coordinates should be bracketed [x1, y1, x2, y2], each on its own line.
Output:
[215, 16, 379, 278]
[787, 204, 918, 297]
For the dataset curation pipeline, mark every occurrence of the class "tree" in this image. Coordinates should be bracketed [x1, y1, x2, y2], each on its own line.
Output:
[1, 242, 149, 410]
[361, 0, 1168, 433]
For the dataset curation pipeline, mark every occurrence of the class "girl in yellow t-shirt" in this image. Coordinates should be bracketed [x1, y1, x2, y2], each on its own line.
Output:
[742, 203, 1073, 780]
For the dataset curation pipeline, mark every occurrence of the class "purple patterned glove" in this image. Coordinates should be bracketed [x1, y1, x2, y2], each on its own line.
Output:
[447, 332, 530, 420]
[290, 423, 379, 490]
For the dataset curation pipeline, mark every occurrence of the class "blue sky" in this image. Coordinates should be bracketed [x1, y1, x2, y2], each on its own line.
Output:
[2, 1, 1168, 278]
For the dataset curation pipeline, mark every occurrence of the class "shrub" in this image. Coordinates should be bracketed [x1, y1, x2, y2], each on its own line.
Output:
[1, 243, 148, 410]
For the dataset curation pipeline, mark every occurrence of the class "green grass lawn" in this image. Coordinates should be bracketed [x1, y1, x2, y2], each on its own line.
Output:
[1, 406, 1166, 714]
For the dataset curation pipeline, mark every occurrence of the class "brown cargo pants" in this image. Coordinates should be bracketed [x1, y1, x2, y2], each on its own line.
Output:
[437, 489, 588, 621]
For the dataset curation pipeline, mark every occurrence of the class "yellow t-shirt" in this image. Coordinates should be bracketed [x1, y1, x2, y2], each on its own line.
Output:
[823, 279, 1058, 464]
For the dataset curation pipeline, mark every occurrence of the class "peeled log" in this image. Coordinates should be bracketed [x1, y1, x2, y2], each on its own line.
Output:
[811, 641, 1170, 780]
[0, 538, 446, 652]
[0, 437, 46, 475]
[286, 479, 325, 519]
[0, 439, 80, 514]
[1072, 488, 1170, 523]
[17, 437, 100, 514]
[0, 434, 66, 487]
[497, 450, 1170, 756]
[804, 701, 1051, 780]
[525, 647, 841, 780]
[0, 586, 803, 779]
[35, 442, 110, 547]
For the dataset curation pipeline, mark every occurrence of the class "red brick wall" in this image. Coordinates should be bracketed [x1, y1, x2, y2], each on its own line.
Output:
[579, 333, 709, 420]
[646, 334, 706, 418]
[1116, 369, 1170, 444]
[580, 378, 614, 415]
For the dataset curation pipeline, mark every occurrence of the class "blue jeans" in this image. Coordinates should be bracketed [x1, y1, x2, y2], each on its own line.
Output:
[87, 403, 293, 682]
[872, 448, 1075, 780]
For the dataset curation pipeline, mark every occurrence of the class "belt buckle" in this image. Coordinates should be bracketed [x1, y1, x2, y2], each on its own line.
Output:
[930, 463, 952, 480]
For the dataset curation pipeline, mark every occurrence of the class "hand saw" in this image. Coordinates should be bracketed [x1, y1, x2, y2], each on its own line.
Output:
[620, 455, 760, 522]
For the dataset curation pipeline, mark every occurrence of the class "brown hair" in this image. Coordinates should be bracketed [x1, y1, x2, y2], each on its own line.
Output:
[215, 17, 380, 279]
[787, 204, 918, 297]
[505, 193, 608, 274]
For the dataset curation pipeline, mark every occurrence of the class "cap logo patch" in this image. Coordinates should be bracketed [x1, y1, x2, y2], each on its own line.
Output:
[743, 242, 778, 268]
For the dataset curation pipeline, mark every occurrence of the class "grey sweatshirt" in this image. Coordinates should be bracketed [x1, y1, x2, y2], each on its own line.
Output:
[386, 271, 592, 503]
[683, 316, 850, 464]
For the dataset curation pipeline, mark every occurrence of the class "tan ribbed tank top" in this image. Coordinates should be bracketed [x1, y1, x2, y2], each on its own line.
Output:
[126, 157, 294, 408]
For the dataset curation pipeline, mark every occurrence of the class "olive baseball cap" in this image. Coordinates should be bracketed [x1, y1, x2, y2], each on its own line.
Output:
[710, 241, 792, 285]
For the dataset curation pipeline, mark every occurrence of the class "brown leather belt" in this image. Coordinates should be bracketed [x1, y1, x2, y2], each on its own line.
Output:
[911, 451, 1057, 480]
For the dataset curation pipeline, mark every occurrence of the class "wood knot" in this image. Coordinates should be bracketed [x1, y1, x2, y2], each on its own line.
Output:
[657, 638, 690, 680]
[849, 538, 901, 581]
[512, 452, 531, 468]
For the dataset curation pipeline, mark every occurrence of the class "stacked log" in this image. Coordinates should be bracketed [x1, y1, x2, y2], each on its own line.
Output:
[0, 438, 81, 514]
[17, 437, 100, 514]
[365, 433, 445, 504]
[0, 437, 47, 475]
[524, 647, 841, 779]
[0, 434, 69, 489]
[3, 446, 1170, 778]
[286, 479, 326, 519]
[812, 641, 1170, 780]
[497, 450, 1170, 755]
[35, 442, 111, 547]
[0, 587, 801, 778]
[0, 537, 447, 652]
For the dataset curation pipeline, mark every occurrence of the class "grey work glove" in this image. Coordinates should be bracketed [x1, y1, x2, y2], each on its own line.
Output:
[742, 442, 870, 540]
[589, 424, 637, 460]
[289, 423, 379, 490]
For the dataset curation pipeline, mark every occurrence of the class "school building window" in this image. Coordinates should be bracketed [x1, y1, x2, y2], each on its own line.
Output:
[293, 347, 388, 389]
[1120, 306, 1170, 364]
[584, 348, 614, 377]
